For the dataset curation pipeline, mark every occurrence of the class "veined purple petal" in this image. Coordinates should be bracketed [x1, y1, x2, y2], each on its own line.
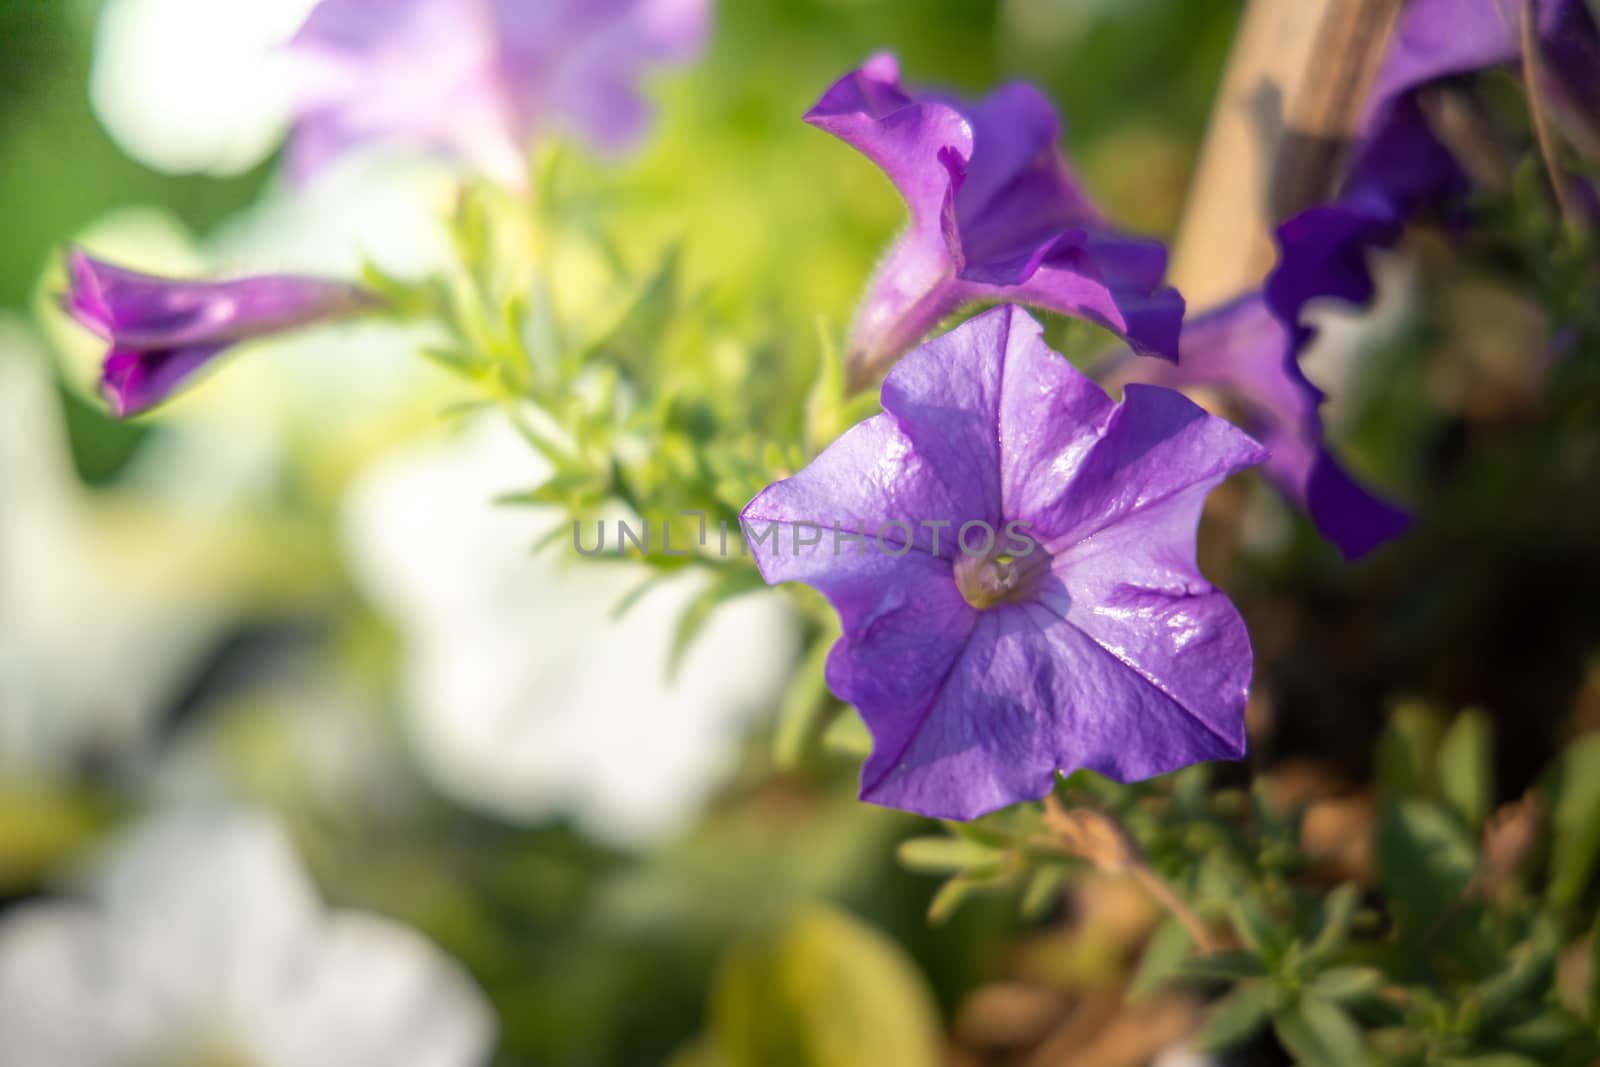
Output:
[745, 306, 1263, 819]
[807, 55, 1183, 386]
[63, 248, 374, 416]
[289, 0, 710, 182]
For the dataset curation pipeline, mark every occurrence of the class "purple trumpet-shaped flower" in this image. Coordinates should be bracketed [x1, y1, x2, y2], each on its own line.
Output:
[288, 0, 710, 184]
[63, 248, 375, 417]
[1268, 0, 1600, 344]
[742, 305, 1265, 820]
[1109, 295, 1409, 560]
[807, 54, 1184, 390]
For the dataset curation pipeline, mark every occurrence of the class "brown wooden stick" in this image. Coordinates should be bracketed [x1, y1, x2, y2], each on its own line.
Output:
[1169, 0, 1403, 305]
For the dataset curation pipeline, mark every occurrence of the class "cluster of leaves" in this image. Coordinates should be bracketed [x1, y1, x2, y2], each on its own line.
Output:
[363, 163, 872, 673]
[899, 709, 1600, 1065]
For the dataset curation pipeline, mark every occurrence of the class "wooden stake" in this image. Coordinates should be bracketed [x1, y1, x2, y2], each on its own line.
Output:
[1169, 0, 1404, 306]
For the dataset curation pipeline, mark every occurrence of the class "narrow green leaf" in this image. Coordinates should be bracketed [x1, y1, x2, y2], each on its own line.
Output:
[1376, 703, 1443, 798]
[1307, 966, 1384, 1003]
[1375, 799, 1477, 937]
[1589, 919, 1600, 1023]
[1494, 1010, 1582, 1054]
[1127, 917, 1192, 1002]
[773, 634, 838, 770]
[1019, 863, 1067, 922]
[1191, 982, 1276, 1052]
[1439, 709, 1494, 829]
[1176, 950, 1271, 981]
[1304, 884, 1360, 963]
[895, 836, 1002, 875]
[665, 571, 766, 680]
[1229, 894, 1286, 961]
[1478, 941, 1557, 1025]
[926, 876, 977, 925]
[1273, 996, 1366, 1067]
[1550, 734, 1600, 908]
[822, 709, 872, 759]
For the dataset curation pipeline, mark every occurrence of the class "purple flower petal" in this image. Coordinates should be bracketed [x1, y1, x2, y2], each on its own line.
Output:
[288, 0, 710, 182]
[1269, 0, 1599, 367]
[1110, 294, 1410, 560]
[744, 305, 1263, 819]
[63, 249, 373, 416]
[806, 55, 1183, 386]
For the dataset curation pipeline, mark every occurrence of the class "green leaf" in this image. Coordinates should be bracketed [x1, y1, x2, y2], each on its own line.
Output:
[1438, 710, 1494, 829]
[1176, 950, 1271, 981]
[710, 905, 942, 1067]
[804, 318, 847, 450]
[1550, 733, 1600, 908]
[895, 836, 1002, 875]
[773, 634, 838, 770]
[926, 875, 982, 925]
[587, 243, 686, 387]
[1229, 894, 1286, 961]
[1375, 799, 1477, 937]
[1304, 884, 1360, 963]
[1127, 917, 1192, 1001]
[1494, 1010, 1582, 1054]
[1477, 940, 1557, 1025]
[665, 570, 766, 680]
[1191, 982, 1276, 1052]
[1019, 863, 1067, 922]
[821, 709, 872, 759]
[1377, 703, 1443, 798]
[1273, 996, 1366, 1067]
[1590, 919, 1600, 1023]
[1307, 966, 1384, 1003]
[1439, 1055, 1543, 1067]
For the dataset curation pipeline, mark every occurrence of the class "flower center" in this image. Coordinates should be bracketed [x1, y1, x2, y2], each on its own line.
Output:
[954, 547, 1050, 610]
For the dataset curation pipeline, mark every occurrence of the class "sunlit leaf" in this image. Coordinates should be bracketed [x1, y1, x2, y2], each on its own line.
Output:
[1438, 709, 1494, 830]
[1550, 733, 1600, 908]
[711, 905, 941, 1067]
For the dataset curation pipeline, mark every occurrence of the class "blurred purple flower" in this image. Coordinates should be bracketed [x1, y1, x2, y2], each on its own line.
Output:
[288, 0, 711, 184]
[64, 248, 374, 417]
[807, 54, 1184, 390]
[1109, 295, 1410, 560]
[742, 306, 1264, 820]
[1268, 0, 1600, 344]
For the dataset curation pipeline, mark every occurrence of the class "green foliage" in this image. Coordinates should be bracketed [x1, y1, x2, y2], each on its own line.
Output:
[893, 715, 1600, 1065]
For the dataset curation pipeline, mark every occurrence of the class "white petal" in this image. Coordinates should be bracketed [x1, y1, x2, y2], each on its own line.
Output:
[341, 418, 801, 843]
[90, 0, 320, 175]
[250, 912, 495, 1067]
[0, 906, 114, 1067]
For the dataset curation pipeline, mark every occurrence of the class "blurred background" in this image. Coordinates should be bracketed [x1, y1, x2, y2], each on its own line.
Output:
[4, 1, 1598, 1065]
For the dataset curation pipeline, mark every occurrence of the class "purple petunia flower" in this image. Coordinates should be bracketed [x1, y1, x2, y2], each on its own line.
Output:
[1108, 295, 1409, 560]
[63, 248, 375, 417]
[288, 0, 710, 184]
[741, 305, 1265, 820]
[807, 54, 1184, 390]
[1268, 0, 1600, 344]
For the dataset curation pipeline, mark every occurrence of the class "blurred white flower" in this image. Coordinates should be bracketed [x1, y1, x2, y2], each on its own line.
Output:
[341, 418, 800, 845]
[0, 321, 233, 778]
[91, 0, 320, 175]
[0, 809, 495, 1066]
